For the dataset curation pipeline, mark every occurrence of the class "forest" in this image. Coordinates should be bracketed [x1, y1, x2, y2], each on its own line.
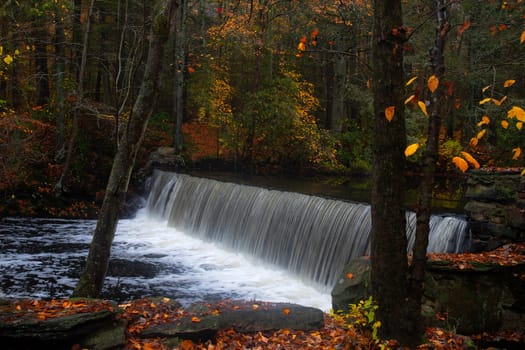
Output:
[1, 0, 525, 349]
[1, 0, 524, 218]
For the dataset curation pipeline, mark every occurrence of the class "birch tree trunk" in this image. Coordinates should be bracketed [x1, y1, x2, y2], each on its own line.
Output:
[73, 0, 175, 298]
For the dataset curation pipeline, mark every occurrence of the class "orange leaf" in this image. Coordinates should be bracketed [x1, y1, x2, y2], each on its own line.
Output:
[469, 137, 478, 147]
[477, 116, 490, 127]
[501, 120, 509, 129]
[191, 316, 201, 323]
[517, 122, 523, 130]
[418, 101, 428, 116]
[457, 21, 471, 36]
[385, 106, 395, 122]
[461, 151, 480, 169]
[404, 143, 420, 157]
[180, 340, 195, 350]
[283, 308, 291, 315]
[404, 94, 416, 104]
[503, 79, 516, 88]
[513, 147, 522, 160]
[476, 129, 486, 140]
[508, 106, 525, 122]
[427, 75, 439, 93]
[521, 30, 525, 44]
[492, 96, 507, 106]
[452, 157, 469, 173]
[346, 272, 354, 279]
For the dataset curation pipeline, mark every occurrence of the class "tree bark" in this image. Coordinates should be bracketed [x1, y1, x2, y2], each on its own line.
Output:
[370, 0, 415, 345]
[73, 0, 175, 298]
[173, 0, 186, 154]
[330, 53, 347, 133]
[409, 0, 450, 333]
[54, 0, 95, 197]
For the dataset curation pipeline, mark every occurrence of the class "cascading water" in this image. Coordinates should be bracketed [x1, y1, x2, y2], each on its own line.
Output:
[147, 170, 469, 290]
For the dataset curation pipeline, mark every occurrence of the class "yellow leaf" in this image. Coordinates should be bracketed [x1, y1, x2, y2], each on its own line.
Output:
[521, 30, 525, 44]
[0, 46, 3, 55]
[513, 147, 522, 160]
[14, 49, 19, 55]
[503, 79, 516, 88]
[406, 76, 418, 86]
[404, 94, 416, 104]
[404, 143, 420, 157]
[3, 54, 13, 65]
[461, 151, 480, 169]
[297, 42, 306, 52]
[476, 129, 486, 140]
[427, 75, 439, 93]
[517, 122, 523, 130]
[477, 116, 490, 127]
[418, 101, 428, 116]
[492, 96, 507, 106]
[521, 168, 525, 176]
[479, 97, 492, 105]
[481, 85, 491, 93]
[469, 137, 479, 147]
[508, 106, 525, 122]
[452, 156, 469, 173]
[385, 106, 395, 122]
[501, 120, 509, 129]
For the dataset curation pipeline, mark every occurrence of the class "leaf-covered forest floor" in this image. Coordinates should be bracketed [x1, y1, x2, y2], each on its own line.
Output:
[2, 243, 524, 350]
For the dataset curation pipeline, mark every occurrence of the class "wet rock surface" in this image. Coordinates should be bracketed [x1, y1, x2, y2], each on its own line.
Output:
[332, 256, 525, 335]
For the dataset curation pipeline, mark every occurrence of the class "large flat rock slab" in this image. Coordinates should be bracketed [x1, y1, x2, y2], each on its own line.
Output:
[140, 302, 324, 342]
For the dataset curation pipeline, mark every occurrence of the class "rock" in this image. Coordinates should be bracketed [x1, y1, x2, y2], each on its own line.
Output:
[0, 299, 125, 350]
[465, 170, 525, 244]
[107, 258, 159, 278]
[331, 256, 372, 312]
[331, 257, 525, 335]
[145, 147, 186, 175]
[140, 302, 325, 342]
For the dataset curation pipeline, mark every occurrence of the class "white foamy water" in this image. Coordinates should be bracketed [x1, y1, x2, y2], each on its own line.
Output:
[114, 211, 332, 310]
[0, 213, 332, 311]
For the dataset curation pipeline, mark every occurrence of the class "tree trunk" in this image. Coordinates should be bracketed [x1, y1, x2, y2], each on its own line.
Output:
[73, 0, 175, 298]
[54, 0, 95, 197]
[330, 53, 346, 133]
[409, 0, 450, 333]
[53, 16, 67, 160]
[370, 0, 416, 345]
[173, 0, 186, 154]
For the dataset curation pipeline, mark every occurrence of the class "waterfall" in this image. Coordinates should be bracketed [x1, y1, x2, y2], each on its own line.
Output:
[146, 170, 469, 290]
